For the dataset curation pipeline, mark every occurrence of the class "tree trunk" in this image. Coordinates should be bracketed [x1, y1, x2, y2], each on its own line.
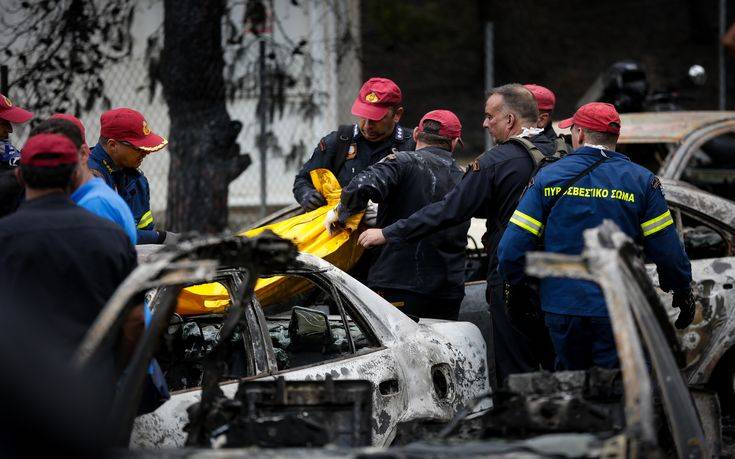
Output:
[161, 0, 251, 233]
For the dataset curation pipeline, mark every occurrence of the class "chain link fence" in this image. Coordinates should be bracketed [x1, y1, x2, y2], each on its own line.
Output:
[5, 0, 362, 231]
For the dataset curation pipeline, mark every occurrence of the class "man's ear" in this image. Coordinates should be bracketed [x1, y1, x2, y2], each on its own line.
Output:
[451, 138, 460, 152]
[538, 112, 550, 128]
[392, 106, 404, 122]
[80, 146, 90, 166]
[412, 126, 419, 142]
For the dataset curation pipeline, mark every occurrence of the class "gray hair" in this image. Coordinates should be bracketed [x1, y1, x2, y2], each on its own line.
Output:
[488, 83, 539, 124]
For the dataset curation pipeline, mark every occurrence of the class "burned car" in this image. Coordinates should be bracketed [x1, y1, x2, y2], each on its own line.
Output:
[75, 232, 491, 449]
[120, 222, 720, 458]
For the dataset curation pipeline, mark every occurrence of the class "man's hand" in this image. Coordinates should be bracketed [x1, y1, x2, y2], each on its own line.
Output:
[358, 228, 387, 248]
[299, 189, 327, 212]
[324, 207, 345, 235]
[163, 231, 180, 246]
[673, 289, 696, 329]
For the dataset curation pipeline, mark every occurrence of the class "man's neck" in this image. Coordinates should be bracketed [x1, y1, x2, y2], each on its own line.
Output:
[415, 141, 452, 153]
[74, 167, 94, 189]
[25, 187, 65, 201]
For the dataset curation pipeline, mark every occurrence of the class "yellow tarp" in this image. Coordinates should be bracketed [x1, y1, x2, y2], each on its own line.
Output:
[175, 169, 364, 315]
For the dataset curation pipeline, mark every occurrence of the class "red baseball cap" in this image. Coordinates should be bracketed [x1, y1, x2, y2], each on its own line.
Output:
[100, 108, 167, 152]
[524, 84, 556, 111]
[419, 109, 462, 140]
[51, 113, 87, 146]
[351, 77, 402, 121]
[0, 94, 33, 124]
[559, 102, 621, 134]
[21, 133, 79, 167]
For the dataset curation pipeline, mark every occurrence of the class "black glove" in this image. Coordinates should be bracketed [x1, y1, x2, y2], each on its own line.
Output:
[672, 289, 696, 329]
[299, 189, 327, 212]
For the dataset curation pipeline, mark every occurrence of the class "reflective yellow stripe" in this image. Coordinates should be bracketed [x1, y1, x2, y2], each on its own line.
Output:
[514, 210, 543, 229]
[137, 210, 153, 229]
[510, 210, 543, 236]
[641, 210, 673, 237]
[510, 216, 541, 236]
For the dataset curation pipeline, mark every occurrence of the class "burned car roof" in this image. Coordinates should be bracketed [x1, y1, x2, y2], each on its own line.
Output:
[554, 111, 735, 143]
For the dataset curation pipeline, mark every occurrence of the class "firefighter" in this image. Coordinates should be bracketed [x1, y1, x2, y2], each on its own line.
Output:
[88, 108, 177, 245]
[292, 77, 415, 212]
[327, 110, 468, 320]
[0, 94, 33, 217]
[498, 102, 695, 370]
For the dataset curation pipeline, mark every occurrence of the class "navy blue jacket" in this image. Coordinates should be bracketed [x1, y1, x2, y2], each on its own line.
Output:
[382, 133, 557, 284]
[339, 147, 468, 298]
[497, 146, 692, 317]
[292, 124, 415, 204]
[88, 143, 160, 244]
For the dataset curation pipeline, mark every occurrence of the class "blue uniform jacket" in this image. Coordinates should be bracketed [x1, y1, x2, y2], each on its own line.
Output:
[292, 124, 415, 204]
[497, 145, 692, 317]
[382, 133, 557, 285]
[338, 147, 469, 298]
[88, 143, 160, 244]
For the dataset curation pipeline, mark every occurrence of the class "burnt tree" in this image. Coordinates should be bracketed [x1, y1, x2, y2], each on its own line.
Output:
[161, 0, 251, 233]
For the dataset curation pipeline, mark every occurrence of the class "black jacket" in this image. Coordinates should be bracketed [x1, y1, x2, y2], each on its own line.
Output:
[382, 133, 557, 285]
[339, 147, 468, 298]
[293, 124, 415, 204]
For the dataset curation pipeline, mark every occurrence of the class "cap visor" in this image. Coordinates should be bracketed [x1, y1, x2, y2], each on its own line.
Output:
[127, 133, 168, 152]
[0, 106, 33, 124]
[557, 117, 574, 129]
[351, 99, 389, 121]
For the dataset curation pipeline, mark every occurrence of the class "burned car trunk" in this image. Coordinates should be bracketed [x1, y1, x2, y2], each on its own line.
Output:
[186, 376, 373, 448]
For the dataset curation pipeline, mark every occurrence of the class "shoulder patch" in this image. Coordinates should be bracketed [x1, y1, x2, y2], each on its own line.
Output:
[90, 168, 104, 178]
[385, 153, 397, 161]
[319, 138, 327, 152]
[469, 159, 481, 172]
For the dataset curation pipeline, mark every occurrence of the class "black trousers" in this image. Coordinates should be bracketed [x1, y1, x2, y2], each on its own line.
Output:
[377, 288, 462, 321]
[486, 270, 555, 386]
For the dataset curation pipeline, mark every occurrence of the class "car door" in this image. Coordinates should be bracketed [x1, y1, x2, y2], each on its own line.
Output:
[251, 270, 408, 446]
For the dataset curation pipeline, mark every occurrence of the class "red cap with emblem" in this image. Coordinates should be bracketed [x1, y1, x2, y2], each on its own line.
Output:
[523, 84, 556, 111]
[0, 93, 33, 124]
[559, 102, 621, 134]
[100, 108, 167, 152]
[21, 133, 79, 167]
[351, 77, 402, 121]
[51, 113, 87, 147]
[419, 109, 462, 139]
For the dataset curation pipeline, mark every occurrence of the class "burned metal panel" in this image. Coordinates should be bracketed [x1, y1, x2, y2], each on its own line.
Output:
[647, 257, 735, 385]
[662, 179, 735, 230]
[131, 316, 490, 449]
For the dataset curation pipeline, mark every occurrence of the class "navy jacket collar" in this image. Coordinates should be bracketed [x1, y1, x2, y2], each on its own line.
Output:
[90, 143, 120, 173]
[573, 145, 630, 161]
